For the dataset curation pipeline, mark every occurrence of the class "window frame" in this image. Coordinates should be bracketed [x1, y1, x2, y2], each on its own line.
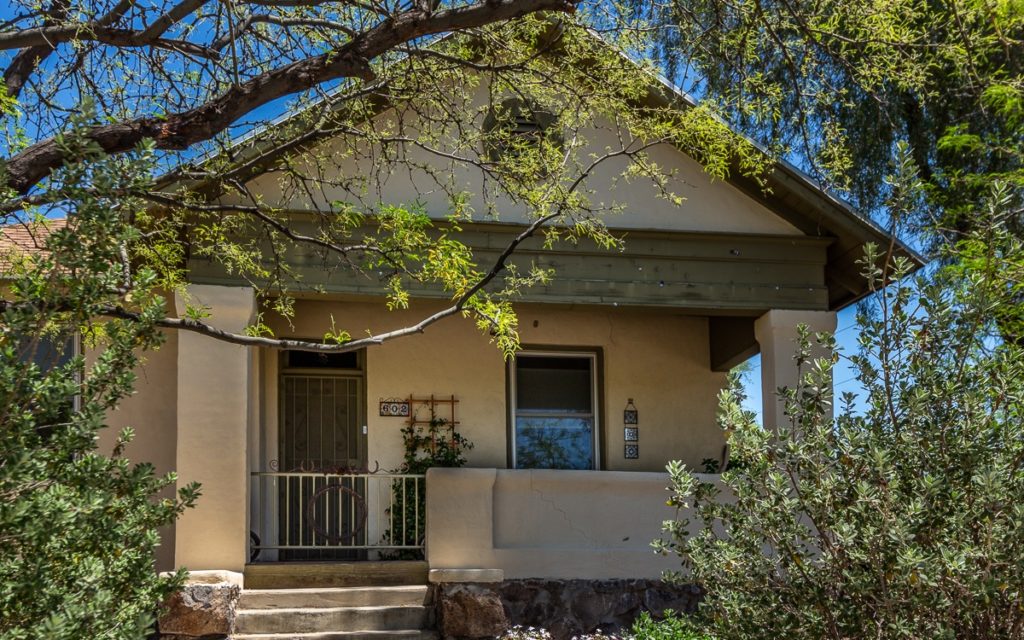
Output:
[506, 346, 604, 470]
[20, 331, 81, 415]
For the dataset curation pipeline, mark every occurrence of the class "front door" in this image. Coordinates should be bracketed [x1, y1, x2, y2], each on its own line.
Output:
[281, 373, 364, 472]
[278, 350, 367, 559]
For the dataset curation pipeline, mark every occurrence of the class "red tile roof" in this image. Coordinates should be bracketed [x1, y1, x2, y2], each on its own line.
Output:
[0, 218, 66, 270]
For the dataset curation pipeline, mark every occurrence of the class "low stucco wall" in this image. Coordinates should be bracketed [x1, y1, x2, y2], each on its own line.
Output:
[426, 467, 721, 580]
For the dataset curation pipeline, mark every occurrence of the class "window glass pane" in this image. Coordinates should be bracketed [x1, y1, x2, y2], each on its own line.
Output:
[17, 334, 77, 427]
[513, 353, 597, 470]
[286, 350, 360, 370]
[515, 416, 594, 470]
[516, 356, 591, 413]
[19, 334, 75, 371]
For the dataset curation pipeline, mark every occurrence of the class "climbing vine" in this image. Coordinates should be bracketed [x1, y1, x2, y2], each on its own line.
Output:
[382, 415, 474, 559]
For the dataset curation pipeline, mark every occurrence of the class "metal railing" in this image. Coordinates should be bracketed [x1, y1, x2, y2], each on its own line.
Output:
[249, 471, 425, 561]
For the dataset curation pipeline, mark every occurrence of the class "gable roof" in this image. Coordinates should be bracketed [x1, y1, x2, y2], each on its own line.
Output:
[164, 28, 924, 312]
[638, 73, 924, 309]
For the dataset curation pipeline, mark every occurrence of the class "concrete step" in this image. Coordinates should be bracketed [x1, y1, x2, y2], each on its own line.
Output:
[239, 585, 432, 609]
[234, 605, 434, 635]
[244, 562, 428, 589]
[233, 632, 438, 640]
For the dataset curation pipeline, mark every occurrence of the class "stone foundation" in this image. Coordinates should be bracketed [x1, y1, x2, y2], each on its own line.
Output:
[157, 574, 241, 639]
[437, 579, 702, 639]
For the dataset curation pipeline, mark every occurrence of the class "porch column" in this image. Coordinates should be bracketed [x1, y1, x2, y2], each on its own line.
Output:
[174, 284, 256, 573]
[754, 309, 837, 431]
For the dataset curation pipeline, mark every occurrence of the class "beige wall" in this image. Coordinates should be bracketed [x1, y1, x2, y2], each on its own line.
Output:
[234, 81, 801, 238]
[94, 292, 729, 576]
[426, 467, 727, 579]
[263, 298, 728, 474]
[100, 328, 179, 573]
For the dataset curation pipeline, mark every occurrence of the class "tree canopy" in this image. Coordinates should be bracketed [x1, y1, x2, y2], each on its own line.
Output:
[2, 2, 772, 354]
[0, 4, 775, 636]
[631, 0, 1023, 233]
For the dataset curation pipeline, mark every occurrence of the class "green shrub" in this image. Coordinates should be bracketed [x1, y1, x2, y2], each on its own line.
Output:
[630, 611, 714, 640]
[657, 171, 1024, 639]
[381, 416, 473, 558]
[0, 125, 197, 639]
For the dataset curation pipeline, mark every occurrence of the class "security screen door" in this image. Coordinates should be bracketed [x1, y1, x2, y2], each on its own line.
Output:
[511, 352, 599, 470]
[278, 350, 366, 559]
[280, 374, 363, 472]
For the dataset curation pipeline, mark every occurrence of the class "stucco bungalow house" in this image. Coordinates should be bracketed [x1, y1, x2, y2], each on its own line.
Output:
[6, 41, 921, 639]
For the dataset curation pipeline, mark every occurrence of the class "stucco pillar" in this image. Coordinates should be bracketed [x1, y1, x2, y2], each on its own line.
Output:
[754, 309, 837, 431]
[174, 284, 256, 573]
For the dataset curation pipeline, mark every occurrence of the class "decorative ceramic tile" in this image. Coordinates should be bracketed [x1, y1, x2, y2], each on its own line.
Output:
[624, 443, 639, 459]
[623, 409, 638, 425]
[624, 427, 639, 442]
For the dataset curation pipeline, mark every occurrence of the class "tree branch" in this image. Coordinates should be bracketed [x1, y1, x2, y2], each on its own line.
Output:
[2, 0, 578, 195]
[2, 0, 70, 98]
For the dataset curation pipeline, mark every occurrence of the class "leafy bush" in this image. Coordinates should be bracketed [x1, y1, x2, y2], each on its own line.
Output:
[657, 170, 1024, 639]
[0, 125, 197, 638]
[381, 416, 473, 557]
[630, 611, 714, 640]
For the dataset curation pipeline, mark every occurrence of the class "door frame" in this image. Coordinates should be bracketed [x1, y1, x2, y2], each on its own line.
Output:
[252, 347, 367, 562]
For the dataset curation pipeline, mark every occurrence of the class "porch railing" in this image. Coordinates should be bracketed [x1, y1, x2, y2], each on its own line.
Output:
[249, 471, 425, 561]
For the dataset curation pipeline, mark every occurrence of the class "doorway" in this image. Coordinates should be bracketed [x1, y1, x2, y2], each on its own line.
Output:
[277, 349, 367, 560]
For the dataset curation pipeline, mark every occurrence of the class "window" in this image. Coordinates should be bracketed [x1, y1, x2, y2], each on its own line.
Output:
[510, 351, 599, 470]
[18, 332, 79, 426]
[482, 97, 562, 164]
[20, 333, 76, 372]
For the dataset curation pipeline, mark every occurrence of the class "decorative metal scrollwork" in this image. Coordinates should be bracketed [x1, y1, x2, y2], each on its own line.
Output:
[264, 459, 385, 474]
[304, 483, 368, 544]
[249, 530, 261, 562]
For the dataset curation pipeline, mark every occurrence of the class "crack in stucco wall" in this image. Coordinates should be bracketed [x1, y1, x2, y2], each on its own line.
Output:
[529, 473, 599, 547]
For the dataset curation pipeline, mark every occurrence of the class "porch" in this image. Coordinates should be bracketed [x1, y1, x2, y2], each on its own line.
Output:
[146, 283, 836, 581]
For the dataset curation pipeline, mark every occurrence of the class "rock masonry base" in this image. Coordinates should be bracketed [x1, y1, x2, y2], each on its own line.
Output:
[437, 578, 703, 639]
[157, 581, 240, 639]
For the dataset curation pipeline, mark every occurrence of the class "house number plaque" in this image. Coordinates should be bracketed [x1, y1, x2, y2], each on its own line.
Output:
[379, 398, 410, 417]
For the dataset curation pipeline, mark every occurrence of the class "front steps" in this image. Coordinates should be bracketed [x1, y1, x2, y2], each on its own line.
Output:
[244, 561, 429, 589]
[233, 563, 437, 639]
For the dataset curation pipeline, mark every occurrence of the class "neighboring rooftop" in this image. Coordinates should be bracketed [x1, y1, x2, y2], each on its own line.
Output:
[0, 218, 66, 269]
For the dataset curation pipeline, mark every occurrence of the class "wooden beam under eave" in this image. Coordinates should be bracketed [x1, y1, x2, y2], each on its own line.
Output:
[186, 223, 834, 312]
[709, 316, 759, 372]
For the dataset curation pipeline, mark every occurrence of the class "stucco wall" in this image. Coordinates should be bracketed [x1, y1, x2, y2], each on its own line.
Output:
[426, 467, 727, 579]
[263, 298, 728, 474]
[99, 328, 179, 573]
[234, 81, 801, 238]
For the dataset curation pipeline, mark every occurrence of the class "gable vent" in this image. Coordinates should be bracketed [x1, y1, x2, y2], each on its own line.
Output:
[483, 97, 561, 164]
